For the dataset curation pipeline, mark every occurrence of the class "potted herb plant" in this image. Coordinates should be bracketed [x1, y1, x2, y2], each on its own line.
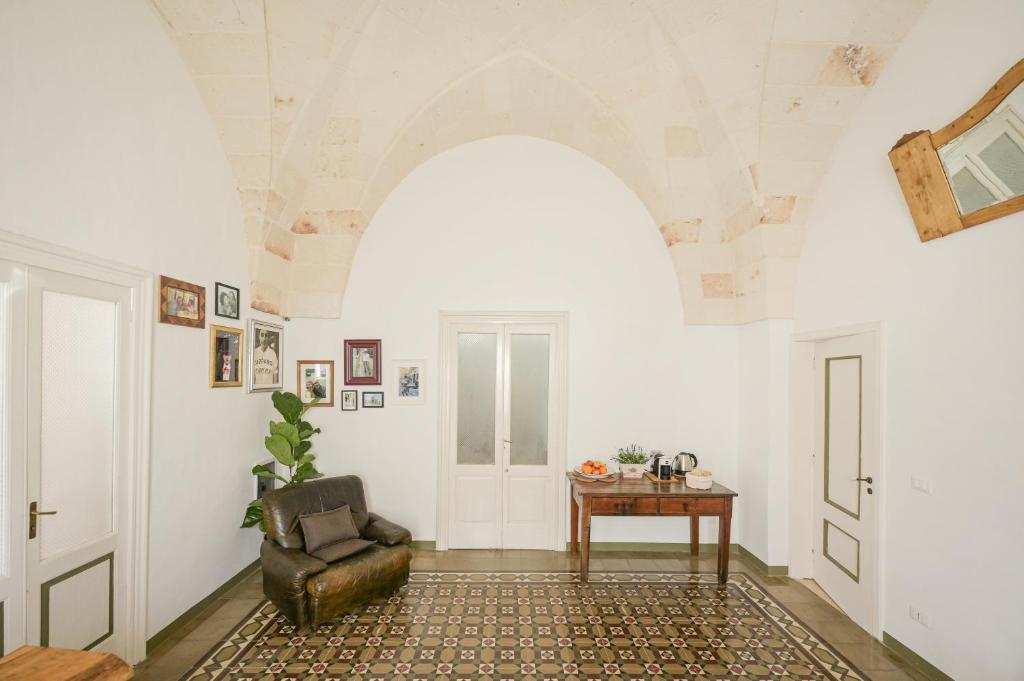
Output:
[614, 443, 649, 479]
[241, 390, 325, 532]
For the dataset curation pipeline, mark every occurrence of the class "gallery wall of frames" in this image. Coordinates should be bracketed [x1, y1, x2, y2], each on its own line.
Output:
[158, 274, 425, 490]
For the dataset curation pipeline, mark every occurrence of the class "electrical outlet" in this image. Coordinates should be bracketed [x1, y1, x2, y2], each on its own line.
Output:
[909, 605, 930, 627]
[910, 476, 932, 494]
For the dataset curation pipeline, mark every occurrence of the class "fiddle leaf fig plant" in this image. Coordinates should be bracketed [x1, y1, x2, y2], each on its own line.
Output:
[241, 390, 325, 532]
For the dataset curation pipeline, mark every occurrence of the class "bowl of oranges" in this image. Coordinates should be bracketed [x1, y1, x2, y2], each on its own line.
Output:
[575, 459, 615, 479]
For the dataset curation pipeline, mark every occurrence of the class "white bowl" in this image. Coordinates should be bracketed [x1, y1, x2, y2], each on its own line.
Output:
[574, 465, 616, 479]
[685, 473, 713, 489]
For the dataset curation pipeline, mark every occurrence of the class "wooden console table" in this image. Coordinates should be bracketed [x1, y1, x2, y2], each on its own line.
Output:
[0, 645, 132, 680]
[567, 472, 738, 584]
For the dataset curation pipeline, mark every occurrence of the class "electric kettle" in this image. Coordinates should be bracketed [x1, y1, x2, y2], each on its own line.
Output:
[674, 451, 698, 475]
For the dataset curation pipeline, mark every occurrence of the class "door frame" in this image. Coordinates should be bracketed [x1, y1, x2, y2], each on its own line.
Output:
[788, 321, 886, 638]
[436, 311, 568, 551]
[0, 230, 153, 663]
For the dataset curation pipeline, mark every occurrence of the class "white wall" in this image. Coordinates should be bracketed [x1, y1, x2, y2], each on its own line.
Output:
[0, 1, 271, 638]
[737, 320, 791, 567]
[793, 0, 1024, 678]
[287, 136, 740, 545]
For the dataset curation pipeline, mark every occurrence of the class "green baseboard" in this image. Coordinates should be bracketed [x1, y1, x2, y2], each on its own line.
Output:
[882, 632, 954, 681]
[146, 558, 259, 655]
[736, 545, 789, 576]
[413, 541, 788, 577]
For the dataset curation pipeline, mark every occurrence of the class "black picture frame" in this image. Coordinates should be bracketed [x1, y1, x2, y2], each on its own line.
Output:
[362, 391, 384, 408]
[214, 282, 241, 319]
[341, 390, 358, 411]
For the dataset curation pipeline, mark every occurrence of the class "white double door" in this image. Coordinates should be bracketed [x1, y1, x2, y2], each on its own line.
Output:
[0, 259, 132, 656]
[444, 315, 566, 550]
[812, 331, 880, 634]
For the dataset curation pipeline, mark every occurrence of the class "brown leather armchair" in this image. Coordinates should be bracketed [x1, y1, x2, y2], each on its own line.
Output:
[260, 475, 412, 628]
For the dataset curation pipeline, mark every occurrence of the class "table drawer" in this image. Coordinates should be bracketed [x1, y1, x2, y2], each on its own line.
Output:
[591, 497, 658, 515]
[658, 497, 725, 515]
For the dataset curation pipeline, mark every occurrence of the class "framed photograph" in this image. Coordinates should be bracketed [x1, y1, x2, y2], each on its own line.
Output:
[214, 282, 240, 319]
[341, 390, 358, 411]
[344, 339, 381, 385]
[393, 359, 425, 405]
[209, 325, 244, 387]
[255, 460, 276, 500]
[297, 360, 334, 407]
[248, 319, 284, 393]
[362, 391, 384, 408]
[159, 275, 205, 328]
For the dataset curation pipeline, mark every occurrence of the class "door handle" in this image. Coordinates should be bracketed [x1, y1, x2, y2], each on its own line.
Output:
[28, 501, 57, 540]
[855, 476, 873, 484]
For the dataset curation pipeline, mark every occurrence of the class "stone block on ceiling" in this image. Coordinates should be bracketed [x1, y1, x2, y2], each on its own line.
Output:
[289, 262, 349, 293]
[153, 0, 265, 34]
[216, 117, 271, 155]
[765, 41, 833, 85]
[175, 33, 268, 76]
[760, 195, 797, 224]
[755, 160, 826, 196]
[194, 76, 270, 117]
[659, 218, 702, 247]
[663, 124, 704, 157]
[228, 154, 272, 189]
[323, 117, 361, 145]
[759, 124, 843, 163]
[292, 232, 360, 266]
[701, 273, 735, 299]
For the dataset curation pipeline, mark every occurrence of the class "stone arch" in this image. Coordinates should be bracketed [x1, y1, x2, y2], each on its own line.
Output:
[283, 50, 750, 322]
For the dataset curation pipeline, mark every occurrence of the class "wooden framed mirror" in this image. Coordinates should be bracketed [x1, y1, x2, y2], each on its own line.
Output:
[889, 58, 1024, 241]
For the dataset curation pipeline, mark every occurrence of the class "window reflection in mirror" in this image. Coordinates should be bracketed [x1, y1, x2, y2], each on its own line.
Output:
[938, 82, 1024, 215]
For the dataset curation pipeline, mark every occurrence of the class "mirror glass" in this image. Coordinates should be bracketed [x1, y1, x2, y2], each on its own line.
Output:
[938, 81, 1024, 215]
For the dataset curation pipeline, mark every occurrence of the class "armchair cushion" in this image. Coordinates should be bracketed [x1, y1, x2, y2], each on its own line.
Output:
[312, 537, 374, 562]
[299, 504, 359, 553]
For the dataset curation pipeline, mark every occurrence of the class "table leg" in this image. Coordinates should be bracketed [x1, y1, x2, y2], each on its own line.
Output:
[690, 515, 700, 557]
[570, 492, 579, 554]
[717, 498, 733, 583]
[580, 497, 592, 584]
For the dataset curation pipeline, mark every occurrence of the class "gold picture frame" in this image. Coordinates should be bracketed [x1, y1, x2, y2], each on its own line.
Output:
[209, 324, 244, 387]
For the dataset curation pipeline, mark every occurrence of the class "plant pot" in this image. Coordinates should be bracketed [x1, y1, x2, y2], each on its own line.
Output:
[619, 463, 646, 479]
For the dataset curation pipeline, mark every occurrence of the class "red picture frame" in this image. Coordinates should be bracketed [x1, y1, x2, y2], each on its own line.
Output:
[344, 339, 381, 385]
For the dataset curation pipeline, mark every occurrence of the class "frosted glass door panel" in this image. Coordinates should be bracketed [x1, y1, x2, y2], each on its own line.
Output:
[39, 291, 116, 559]
[509, 334, 549, 466]
[456, 333, 497, 465]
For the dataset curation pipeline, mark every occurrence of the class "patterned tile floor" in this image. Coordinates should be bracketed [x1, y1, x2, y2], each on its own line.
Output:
[134, 549, 928, 681]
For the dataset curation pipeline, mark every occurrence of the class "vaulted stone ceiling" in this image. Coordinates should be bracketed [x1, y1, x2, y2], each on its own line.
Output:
[150, 0, 927, 323]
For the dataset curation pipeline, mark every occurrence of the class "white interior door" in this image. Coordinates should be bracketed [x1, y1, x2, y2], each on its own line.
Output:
[24, 267, 131, 654]
[501, 325, 560, 549]
[812, 332, 880, 633]
[444, 314, 566, 550]
[0, 260, 28, 655]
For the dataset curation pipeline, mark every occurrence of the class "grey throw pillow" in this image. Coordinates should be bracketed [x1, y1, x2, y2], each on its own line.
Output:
[299, 504, 360, 555]
[312, 537, 374, 562]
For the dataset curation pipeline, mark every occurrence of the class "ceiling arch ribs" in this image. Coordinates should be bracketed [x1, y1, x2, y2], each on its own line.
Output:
[150, 0, 931, 323]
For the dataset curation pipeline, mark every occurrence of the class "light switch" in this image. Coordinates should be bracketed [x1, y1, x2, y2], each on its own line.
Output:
[910, 477, 932, 494]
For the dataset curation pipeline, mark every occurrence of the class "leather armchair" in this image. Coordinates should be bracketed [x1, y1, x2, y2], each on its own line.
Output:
[260, 475, 412, 628]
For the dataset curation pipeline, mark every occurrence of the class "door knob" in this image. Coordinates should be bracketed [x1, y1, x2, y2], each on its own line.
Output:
[28, 501, 57, 539]
[855, 476, 873, 484]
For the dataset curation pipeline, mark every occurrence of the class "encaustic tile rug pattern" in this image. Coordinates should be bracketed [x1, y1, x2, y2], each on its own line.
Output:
[182, 572, 868, 680]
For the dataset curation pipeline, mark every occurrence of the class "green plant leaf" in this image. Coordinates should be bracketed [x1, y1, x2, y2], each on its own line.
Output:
[294, 440, 312, 459]
[264, 433, 295, 466]
[241, 499, 264, 528]
[251, 463, 289, 484]
[296, 453, 315, 468]
[272, 391, 304, 425]
[269, 421, 300, 447]
[292, 461, 323, 484]
[297, 420, 321, 440]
